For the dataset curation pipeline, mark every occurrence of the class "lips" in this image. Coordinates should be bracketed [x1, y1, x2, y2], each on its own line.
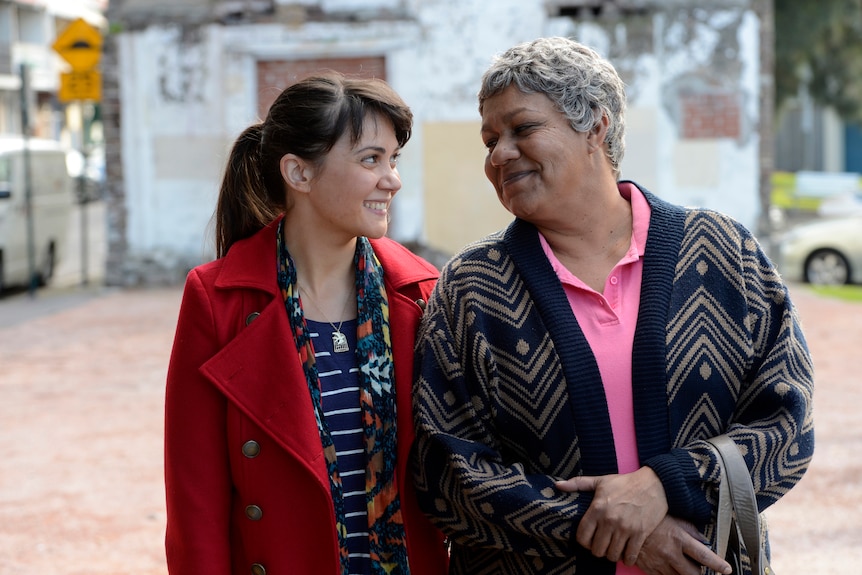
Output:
[501, 170, 532, 187]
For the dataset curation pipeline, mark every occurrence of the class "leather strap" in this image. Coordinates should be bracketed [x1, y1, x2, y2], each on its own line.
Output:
[706, 434, 771, 575]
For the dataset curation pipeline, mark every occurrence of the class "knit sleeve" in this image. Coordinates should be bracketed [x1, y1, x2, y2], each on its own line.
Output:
[410, 251, 593, 558]
[646, 212, 815, 524]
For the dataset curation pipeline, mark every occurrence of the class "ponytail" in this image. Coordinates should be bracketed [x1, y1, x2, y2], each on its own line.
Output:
[214, 124, 281, 258]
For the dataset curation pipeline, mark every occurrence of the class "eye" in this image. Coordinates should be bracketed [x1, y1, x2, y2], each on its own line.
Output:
[483, 138, 497, 151]
[514, 122, 538, 135]
[390, 152, 401, 167]
[361, 154, 379, 165]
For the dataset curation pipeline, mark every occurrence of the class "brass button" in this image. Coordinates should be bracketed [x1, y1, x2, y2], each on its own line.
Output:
[416, 298, 427, 311]
[245, 505, 262, 521]
[242, 440, 260, 458]
[245, 312, 261, 325]
[251, 563, 266, 575]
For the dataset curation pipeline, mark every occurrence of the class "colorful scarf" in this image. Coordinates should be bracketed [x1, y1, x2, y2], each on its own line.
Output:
[276, 220, 409, 575]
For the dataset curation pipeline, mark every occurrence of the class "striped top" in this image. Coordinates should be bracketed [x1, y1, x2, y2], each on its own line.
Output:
[308, 318, 370, 575]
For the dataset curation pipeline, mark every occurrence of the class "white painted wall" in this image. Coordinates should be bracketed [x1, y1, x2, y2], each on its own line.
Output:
[119, 26, 227, 262]
[118, 0, 763, 266]
[551, 9, 762, 231]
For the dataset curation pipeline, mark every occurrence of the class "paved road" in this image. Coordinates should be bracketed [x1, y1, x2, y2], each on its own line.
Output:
[0, 282, 859, 574]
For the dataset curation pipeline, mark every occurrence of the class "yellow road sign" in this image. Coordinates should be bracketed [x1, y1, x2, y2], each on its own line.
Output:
[58, 70, 101, 102]
[53, 18, 103, 71]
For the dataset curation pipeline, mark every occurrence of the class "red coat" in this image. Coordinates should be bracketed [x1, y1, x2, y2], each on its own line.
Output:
[164, 219, 447, 575]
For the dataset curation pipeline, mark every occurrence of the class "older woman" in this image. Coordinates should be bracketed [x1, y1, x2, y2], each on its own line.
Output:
[411, 37, 814, 575]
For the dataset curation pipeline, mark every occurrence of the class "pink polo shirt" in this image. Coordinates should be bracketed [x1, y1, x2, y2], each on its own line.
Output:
[539, 182, 650, 575]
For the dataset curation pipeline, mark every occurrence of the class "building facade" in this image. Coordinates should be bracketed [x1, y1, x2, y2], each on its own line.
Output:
[103, 0, 767, 283]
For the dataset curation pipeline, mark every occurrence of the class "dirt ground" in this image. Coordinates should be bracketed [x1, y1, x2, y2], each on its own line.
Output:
[0, 283, 859, 574]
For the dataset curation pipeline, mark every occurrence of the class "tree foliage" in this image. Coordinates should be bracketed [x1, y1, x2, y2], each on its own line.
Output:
[775, 0, 862, 121]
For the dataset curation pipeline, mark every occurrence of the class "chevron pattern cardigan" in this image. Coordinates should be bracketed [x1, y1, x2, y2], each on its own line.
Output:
[411, 186, 814, 575]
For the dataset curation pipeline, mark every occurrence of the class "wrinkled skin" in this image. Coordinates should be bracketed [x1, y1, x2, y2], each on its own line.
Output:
[557, 469, 731, 575]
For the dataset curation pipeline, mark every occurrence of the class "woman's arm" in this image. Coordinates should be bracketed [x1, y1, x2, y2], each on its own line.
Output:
[164, 270, 232, 574]
[557, 215, 812, 572]
[411, 274, 591, 558]
[647, 218, 815, 526]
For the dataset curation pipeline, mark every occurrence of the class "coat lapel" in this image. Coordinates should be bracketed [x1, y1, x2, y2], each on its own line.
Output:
[200, 296, 327, 478]
[197, 222, 437, 489]
[200, 219, 327, 482]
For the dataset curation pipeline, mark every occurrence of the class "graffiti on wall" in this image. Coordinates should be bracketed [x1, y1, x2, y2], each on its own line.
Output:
[157, 25, 208, 104]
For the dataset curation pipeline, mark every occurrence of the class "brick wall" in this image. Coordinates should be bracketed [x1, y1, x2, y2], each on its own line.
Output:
[256, 56, 386, 119]
[680, 91, 742, 139]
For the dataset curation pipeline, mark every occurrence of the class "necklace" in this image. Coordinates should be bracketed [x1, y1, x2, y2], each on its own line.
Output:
[298, 284, 353, 353]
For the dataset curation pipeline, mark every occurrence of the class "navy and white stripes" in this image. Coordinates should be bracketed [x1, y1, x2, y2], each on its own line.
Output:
[307, 318, 370, 575]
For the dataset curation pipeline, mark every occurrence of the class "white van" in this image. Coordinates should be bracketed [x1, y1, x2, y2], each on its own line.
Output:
[0, 137, 74, 293]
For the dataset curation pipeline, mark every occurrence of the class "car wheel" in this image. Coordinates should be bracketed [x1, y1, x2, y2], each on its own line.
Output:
[804, 249, 850, 285]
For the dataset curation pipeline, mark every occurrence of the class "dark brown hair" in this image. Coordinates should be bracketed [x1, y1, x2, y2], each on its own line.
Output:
[214, 72, 413, 257]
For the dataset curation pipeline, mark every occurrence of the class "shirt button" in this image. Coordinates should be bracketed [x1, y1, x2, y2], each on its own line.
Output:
[251, 563, 267, 575]
[610, 276, 619, 285]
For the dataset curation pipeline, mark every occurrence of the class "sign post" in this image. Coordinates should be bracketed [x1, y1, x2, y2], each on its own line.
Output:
[53, 18, 103, 286]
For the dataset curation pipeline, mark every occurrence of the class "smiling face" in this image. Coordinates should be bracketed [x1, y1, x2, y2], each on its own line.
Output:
[299, 112, 403, 241]
[481, 85, 603, 224]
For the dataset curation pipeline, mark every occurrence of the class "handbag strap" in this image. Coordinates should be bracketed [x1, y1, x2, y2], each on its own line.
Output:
[714, 458, 733, 560]
[706, 434, 767, 575]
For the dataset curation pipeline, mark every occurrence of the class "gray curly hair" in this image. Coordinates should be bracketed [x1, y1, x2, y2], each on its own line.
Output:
[478, 37, 627, 177]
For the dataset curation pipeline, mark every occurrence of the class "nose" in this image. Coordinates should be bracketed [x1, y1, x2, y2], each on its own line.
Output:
[488, 137, 518, 167]
[379, 165, 402, 193]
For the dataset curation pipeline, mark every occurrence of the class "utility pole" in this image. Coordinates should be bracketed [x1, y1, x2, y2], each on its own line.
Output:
[19, 63, 37, 297]
[755, 0, 776, 255]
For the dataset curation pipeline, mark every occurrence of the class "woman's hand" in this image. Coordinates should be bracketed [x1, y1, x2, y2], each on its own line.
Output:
[636, 516, 732, 575]
[555, 466, 667, 563]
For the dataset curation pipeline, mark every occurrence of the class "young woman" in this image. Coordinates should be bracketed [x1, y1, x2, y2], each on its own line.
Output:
[164, 73, 448, 575]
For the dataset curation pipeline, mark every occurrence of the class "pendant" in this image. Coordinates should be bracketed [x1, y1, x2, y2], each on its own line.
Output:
[332, 330, 349, 353]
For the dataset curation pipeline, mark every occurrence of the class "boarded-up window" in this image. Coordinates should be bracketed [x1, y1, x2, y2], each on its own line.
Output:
[256, 57, 386, 119]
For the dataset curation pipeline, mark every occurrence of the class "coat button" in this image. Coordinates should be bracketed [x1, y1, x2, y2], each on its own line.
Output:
[245, 505, 263, 521]
[416, 298, 427, 311]
[245, 312, 261, 325]
[241, 440, 260, 458]
[251, 563, 266, 575]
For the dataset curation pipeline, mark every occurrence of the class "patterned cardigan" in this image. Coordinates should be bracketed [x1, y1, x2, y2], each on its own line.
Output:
[411, 186, 814, 575]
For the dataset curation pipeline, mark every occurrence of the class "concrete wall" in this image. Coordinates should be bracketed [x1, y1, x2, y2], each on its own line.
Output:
[110, 0, 762, 274]
[545, 7, 761, 233]
[422, 121, 512, 254]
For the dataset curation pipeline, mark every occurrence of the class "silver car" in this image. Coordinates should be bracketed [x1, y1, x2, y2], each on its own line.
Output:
[778, 215, 862, 285]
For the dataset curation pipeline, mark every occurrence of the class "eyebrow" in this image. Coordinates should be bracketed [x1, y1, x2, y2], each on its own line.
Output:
[354, 145, 388, 154]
